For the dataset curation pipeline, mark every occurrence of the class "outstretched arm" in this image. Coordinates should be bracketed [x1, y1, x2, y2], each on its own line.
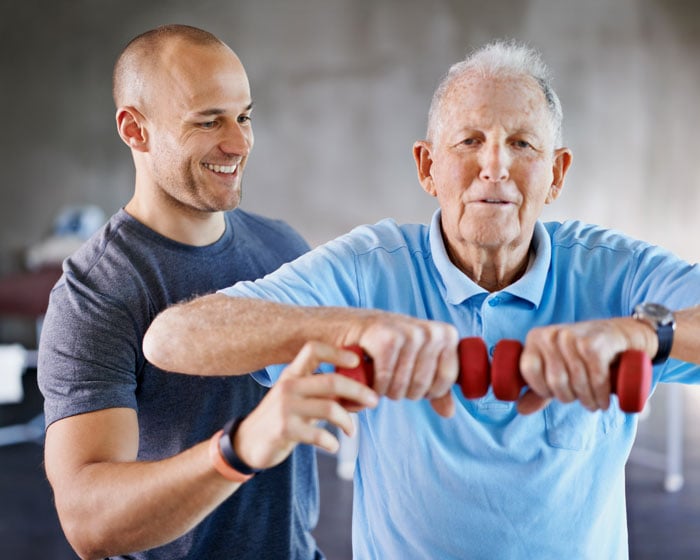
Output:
[45, 342, 377, 560]
[143, 293, 461, 417]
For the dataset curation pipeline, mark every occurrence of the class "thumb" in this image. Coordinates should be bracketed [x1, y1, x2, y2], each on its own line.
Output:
[430, 391, 455, 418]
[516, 389, 551, 415]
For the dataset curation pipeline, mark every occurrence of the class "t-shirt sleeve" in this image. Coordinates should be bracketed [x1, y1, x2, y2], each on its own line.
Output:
[627, 243, 700, 385]
[38, 273, 140, 427]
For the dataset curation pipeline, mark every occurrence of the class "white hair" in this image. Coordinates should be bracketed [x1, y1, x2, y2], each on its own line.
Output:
[426, 40, 563, 147]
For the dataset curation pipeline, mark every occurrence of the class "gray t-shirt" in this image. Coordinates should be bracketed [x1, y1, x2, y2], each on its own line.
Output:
[38, 208, 322, 560]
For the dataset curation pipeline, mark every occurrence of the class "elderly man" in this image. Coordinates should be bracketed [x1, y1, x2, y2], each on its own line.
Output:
[144, 40, 700, 558]
[38, 25, 377, 560]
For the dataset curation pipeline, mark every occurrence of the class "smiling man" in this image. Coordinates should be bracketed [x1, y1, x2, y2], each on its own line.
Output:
[37, 25, 377, 560]
[144, 40, 700, 559]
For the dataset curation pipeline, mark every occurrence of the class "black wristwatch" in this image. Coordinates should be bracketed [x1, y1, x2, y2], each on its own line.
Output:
[632, 302, 676, 365]
[219, 417, 264, 476]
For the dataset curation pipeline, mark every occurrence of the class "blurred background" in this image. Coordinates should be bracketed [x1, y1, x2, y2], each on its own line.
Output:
[1, 0, 699, 558]
[2, 0, 700, 266]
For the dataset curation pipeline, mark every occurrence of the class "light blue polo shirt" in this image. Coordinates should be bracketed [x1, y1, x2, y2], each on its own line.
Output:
[221, 210, 700, 559]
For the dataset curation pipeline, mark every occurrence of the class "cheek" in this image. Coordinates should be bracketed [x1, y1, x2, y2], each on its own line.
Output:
[519, 162, 554, 205]
[435, 159, 475, 198]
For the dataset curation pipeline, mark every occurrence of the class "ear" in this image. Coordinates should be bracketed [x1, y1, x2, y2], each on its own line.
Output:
[413, 140, 437, 197]
[116, 106, 149, 152]
[545, 147, 573, 204]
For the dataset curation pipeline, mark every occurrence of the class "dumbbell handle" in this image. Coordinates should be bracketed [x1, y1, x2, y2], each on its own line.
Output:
[338, 338, 652, 413]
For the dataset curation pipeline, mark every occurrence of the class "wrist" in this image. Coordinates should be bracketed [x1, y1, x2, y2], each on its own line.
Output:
[622, 316, 658, 356]
[220, 417, 265, 475]
[208, 416, 264, 483]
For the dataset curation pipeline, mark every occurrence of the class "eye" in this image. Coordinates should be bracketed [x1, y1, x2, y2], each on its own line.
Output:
[237, 114, 252, 124]
[461, 137, 480, 146]
[512, 139, 532, 149]
[198, 121, 217, 129]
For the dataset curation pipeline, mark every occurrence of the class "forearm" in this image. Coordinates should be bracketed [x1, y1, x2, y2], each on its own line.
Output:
[50, 438, 238, 559]
[143, 293, 375, 375]
[671, 304, 700, 364]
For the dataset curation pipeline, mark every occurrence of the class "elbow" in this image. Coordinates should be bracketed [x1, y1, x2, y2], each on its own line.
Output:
[59, 504, 142, 560]
[143, 307, 187, 372]
[142, 316, 170, 371]
[61, 515, 113, 560]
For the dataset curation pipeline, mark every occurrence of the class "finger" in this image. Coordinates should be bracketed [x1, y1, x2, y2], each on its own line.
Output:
[429, 391, 455, 418]
[294, 373, 379, 410]
[284, 419, 342, 454]
[283, 341, 359, 379]
[516, 389, 551, 415]
[385, 331, 424, 400]
[540, 332, 576, 403]
[558, 331, 598, 410]
[519, 349, 552, 399]
[310, 427, 342, 454]
[574, 338, 611, 410]
[292, 397, 357, 437]
[402, 324, 459, 401]
[368, 331, 404, 396]
[424, 335, 460, 400]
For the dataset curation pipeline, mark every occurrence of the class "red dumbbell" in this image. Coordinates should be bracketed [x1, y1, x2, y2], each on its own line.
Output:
[486, 339, 652, 413]
[338, 338, 652, 413]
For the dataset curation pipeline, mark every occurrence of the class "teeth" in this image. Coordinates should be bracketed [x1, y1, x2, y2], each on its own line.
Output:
[203, 163, 237, 174]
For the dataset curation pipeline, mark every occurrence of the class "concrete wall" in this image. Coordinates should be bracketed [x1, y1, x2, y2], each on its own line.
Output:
[1, 0, 699, 265]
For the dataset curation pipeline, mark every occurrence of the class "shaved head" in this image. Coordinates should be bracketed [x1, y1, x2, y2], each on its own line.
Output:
[112, 24, 231, 110]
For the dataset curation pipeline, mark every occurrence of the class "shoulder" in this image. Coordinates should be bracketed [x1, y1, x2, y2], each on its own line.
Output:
[228, 208, 304, 239]
[55, 211, 160, 310]
[542, 220, 694, 284]
[544, 220, 650, 255]
[332, 218, 430, 257]
[64, 211, 134, 280]
[228, 209, 309, 251]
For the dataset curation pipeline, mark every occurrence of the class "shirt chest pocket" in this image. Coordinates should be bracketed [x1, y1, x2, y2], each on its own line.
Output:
[544, 401, 623, 450]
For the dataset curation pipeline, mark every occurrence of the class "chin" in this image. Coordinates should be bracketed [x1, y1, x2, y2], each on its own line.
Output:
[218, 185, 242, 211]
[221, 196, 242, 212]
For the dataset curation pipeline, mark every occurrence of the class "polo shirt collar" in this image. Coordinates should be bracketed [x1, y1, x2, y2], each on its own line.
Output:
[428, 209, 551, 308]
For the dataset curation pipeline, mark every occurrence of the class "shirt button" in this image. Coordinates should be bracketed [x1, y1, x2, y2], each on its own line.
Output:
[489, 346, 496, 358]
[488, 297, 501, 307]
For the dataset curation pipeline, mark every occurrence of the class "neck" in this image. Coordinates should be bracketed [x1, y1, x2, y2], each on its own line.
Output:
[447, 242, 531, 292]
[125, 197, 227, 247]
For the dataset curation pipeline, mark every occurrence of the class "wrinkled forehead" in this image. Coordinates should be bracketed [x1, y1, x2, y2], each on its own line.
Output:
[436, 71, 554, 141]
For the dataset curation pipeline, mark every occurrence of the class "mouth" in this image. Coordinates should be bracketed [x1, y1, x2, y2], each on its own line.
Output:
[202, 162, 238, 175]
[476, 198, 511, 205]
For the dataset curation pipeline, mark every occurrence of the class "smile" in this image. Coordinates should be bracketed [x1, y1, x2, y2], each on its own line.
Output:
[202, 162, 237, 174]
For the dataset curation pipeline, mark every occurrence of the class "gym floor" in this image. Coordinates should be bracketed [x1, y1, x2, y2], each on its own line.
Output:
[0, 372, 698, 559]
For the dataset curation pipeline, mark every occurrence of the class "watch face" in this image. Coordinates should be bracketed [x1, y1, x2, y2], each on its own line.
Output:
[635, 303, 674, 325]
[634, 302, 676, 365]
[644, 303, 666, 316]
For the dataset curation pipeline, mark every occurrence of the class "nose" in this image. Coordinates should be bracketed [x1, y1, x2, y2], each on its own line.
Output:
[479, 142, 509, 183]
[220, 121, 253, 156]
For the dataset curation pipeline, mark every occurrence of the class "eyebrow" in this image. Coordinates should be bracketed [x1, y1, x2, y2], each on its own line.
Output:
[192, 102, 254, 118]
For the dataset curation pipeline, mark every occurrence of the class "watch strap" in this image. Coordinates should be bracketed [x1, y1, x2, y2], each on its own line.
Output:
[652, 322, 674, 365]
[219, 417, 264, 476]
[632, 303, 675, 365]
[208, 429, 254, 483]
